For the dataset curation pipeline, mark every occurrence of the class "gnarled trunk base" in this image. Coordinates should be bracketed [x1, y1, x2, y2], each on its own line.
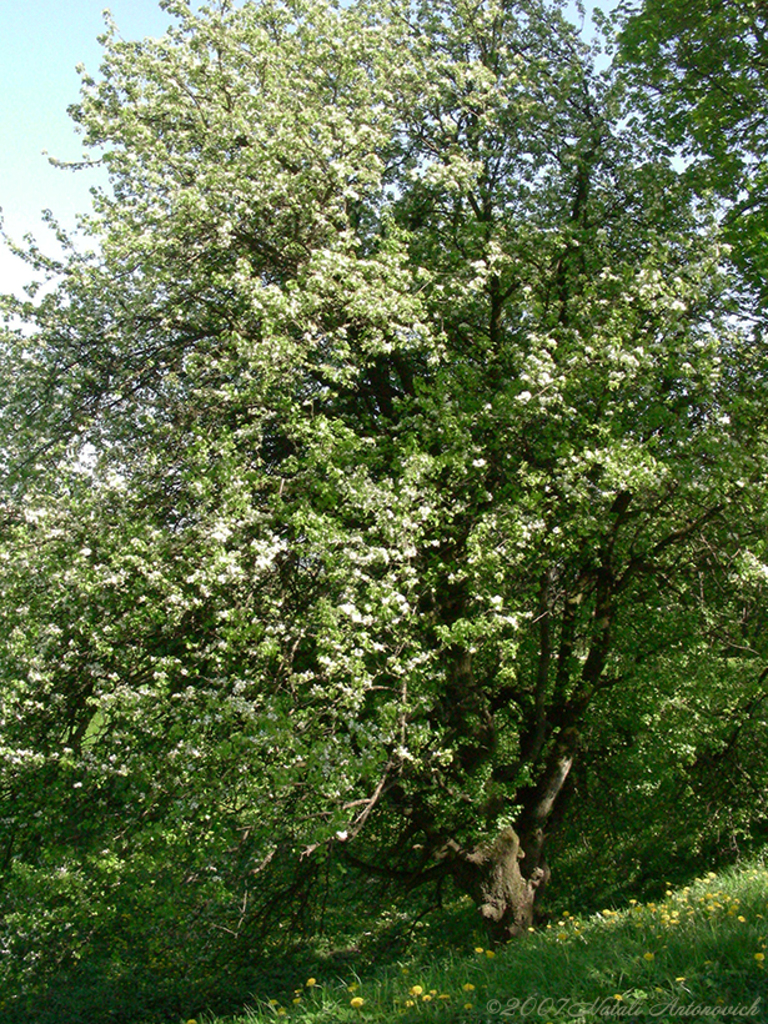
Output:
[452, 827, 549, 944]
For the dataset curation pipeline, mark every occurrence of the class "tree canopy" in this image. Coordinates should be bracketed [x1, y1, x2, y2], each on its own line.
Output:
[618, 0, 768, 305]
[1, 0, 768, 1017]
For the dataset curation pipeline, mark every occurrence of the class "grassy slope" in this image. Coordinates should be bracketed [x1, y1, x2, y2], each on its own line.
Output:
[200, 860, 768, 1024]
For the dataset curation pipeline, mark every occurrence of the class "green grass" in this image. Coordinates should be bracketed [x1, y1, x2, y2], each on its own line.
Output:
[188, 861, 768, 1024]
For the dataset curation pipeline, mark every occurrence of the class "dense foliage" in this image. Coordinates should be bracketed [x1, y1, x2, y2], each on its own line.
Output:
[618, 0, 768, 304]
[1, 0, 767, 1018]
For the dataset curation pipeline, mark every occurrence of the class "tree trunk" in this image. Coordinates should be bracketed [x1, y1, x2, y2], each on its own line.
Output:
[451, 731, 578, 943]
[452, 827, 549, 944]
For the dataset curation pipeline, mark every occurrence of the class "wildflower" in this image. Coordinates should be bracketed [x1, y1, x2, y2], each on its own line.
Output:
[464, 1004, 474, 1011]
[438, 994, 450, 1000]
[676, 977, 686, 983]
[422, 994, 432, 1003]
[614, 994, 624, 1001]
[348, 982, 359, 992]
[739, 916, 746, 922]
[643, 952, 655, 962]
[292, 997, 301, 1005]
[306, 977, 317, 987]
[755, 953, 765, 963]
[462, 983, 475, 992]
[410, 985, 424, 997]
[405, 1000, 415, 1008]
[351, 996, 365, 1009]
[474, 946, 484, 954]
[268, 999, 279, 1006]
[485, 949, 496, 958]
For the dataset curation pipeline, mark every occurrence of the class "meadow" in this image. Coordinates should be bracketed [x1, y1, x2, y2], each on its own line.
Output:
[176, 860, 768, 1024]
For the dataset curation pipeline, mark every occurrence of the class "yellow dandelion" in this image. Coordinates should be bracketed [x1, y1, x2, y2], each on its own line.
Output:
[438, 994, 451, 1000]
[292, 997, 301, 1005]
[350, 996, 365, 1009]
[643, 952, 655, 962]
[268, 999, 279, 1006]
[422, 994, 432, 1003]
[739, 916, 746, 922]
[464, 1003, 474, 1011]
[410, 985, 424, 997]
[306, 977, 317, 987]
[348, 982, 359, 992]
[755, 953, 765, 963]
[614, 994, 624, 1001]
[405, 1000, 414, 1008]
[485, 949, 496, 958]
[474, 946, 484, 954]
[676, 977, 686, 983]
[462, 983, 475, 992]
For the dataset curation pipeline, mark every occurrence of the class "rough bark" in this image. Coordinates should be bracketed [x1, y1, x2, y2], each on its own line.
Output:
[450, 726, 579, 944]
[452, 827, 549, 944]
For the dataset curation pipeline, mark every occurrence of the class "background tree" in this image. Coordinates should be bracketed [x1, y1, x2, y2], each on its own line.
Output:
[618, 0, 768, 305]
[1, 0, 767, 1016]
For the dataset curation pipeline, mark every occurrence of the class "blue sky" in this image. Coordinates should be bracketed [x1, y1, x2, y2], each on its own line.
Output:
[1, 0, 603, 298]
[0, 0, 186, 296]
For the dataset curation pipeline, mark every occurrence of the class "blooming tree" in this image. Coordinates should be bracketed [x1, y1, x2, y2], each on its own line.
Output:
[1, 0, 766, 1006]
